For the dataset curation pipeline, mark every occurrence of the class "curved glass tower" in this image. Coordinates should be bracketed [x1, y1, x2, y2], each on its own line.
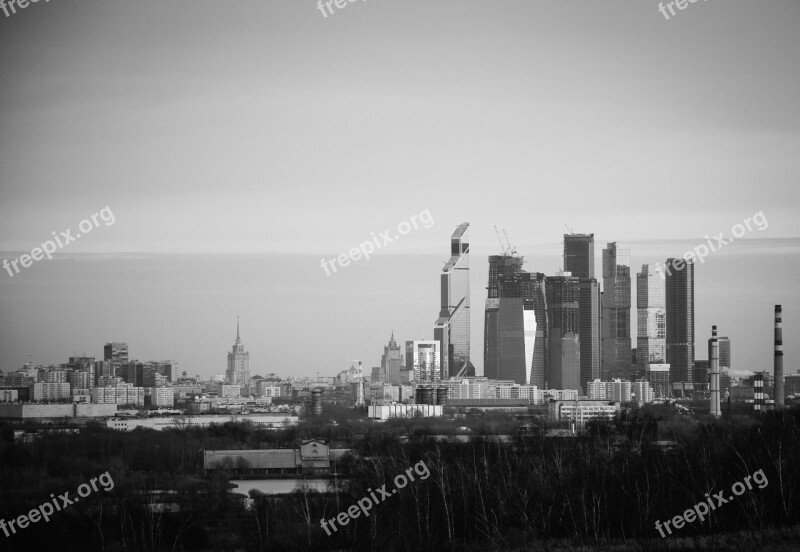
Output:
[434, 223, 473, 379]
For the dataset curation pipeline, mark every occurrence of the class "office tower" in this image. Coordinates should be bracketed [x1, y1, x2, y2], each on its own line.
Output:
[226, 317, 250, 392]
[434, 223, 474, 378]
[564, 234, 600, 393]
[411, 340, 441, 383]
[484, 255, 537, 385]
[545, 273, 581, 390]
[381, 333, 403, 385]
[522, 271, 548, 387]
[563, 233, 595, 279]
[576, 279, 600, 394]
[637, 264, 667, 364]
[602, 243, 632, 380]
[775, 305, 784, 408]
[665, 257, 695, 383]
[709, 325, 721, 417]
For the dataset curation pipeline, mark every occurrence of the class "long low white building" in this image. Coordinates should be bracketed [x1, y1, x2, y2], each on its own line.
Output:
[368, 403, 442, 420]
[107, 414, 300, 431]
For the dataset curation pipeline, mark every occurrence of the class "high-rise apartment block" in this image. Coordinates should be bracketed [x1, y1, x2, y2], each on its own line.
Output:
[434, 223, 474, 378]
[410, 340, 441, 383]
[602, 243, 632, 380]
[665, 258, 695, 383]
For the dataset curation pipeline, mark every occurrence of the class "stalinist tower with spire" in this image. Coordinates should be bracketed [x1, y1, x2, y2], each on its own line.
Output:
[226, 317, 250, 394]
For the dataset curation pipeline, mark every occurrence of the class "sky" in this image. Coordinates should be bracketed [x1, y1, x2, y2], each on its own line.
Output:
[1, 0, 799, 379]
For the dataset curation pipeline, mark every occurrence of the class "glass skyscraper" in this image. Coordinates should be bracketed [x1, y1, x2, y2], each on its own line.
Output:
[602, 243, 632, 380]
[434, 223, 473, 379]
[483, 255, 537, 385]
[666, 258, 695, 383]
[637, 264, 667, 364]
[564, 233, 600, 393]
[545, 273, 581, 390]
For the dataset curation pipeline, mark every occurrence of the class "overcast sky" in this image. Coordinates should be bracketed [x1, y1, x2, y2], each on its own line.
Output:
[1, 0, 799, 379]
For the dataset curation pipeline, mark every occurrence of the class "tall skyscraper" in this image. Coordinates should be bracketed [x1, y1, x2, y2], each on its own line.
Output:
[637, 264, 667, 364]
[602, 243, 632, 380]
[381, 333, 403, 385]
[434, 223, 474, 378]
[564, 234, 600, 393]
[226, 317, 250, 392]
[665, 258, 695, 383]
[522, 271, 548, 387]
[564, 233, 595, 279]
[545, 272, 581, 389]
[411, 340, 441, 383]
[484, 255, 537, 385]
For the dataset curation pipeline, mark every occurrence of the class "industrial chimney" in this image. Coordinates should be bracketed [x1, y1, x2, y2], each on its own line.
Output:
[775, 305, 784, 409]
[709, 325, 721, 417]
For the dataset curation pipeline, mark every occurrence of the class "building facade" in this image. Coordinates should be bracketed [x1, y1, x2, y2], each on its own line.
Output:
[434, 223, 474, 378]
[226, 318, 250, 393]
[637, 264, 667, 364]
[602, 243, 632, 380]
[666, 258, 695, 383]
[545, 273, 580, 390]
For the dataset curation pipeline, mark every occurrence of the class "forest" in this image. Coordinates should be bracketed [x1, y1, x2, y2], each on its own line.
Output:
[0, 405, 799, 551]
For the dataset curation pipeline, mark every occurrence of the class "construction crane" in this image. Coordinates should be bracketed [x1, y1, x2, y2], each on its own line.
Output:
[345, 359, 365, 407]
[565, 224, 574, 235]
[493, 225, 517, 257]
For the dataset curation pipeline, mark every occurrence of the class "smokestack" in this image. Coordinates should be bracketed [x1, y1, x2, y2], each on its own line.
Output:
[775, 305, 784, 409]
[754, 372, 765, 412]
[710, 325, 721, 417]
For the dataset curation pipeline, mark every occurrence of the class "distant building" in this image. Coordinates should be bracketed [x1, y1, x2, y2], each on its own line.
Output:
[381, 333, 403, 385]
[368, 403, 442, 420]
[215, 383, 241, 399]
[434, 223, 474, 379]
[586, 379, 632, 402]
[226, 318, 250, 393]
[602, 243, 632, 380]
[666, 257, 695, 384]
[484, 255, 537, 385]
[104, 342, 129, 365]
[645, 363, 671, 398]
[29, 382, 71, 402]
[410, 340, 441, 383]
[108, 414, 298, 431]
[203, 440, 350, 476]
[546, 273, 580, 390]
[565, 234, 601, 393]
[0, 390, 19, 402]
[146, 387, 175, 408]
[548, 400, 620, 427]
[637, 264, 667, 364]
[256, 381, 281, 398]
[632, 381, 655, 403]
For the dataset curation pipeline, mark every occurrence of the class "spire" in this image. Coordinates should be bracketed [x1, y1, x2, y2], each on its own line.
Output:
[235, 316, 241, 345]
